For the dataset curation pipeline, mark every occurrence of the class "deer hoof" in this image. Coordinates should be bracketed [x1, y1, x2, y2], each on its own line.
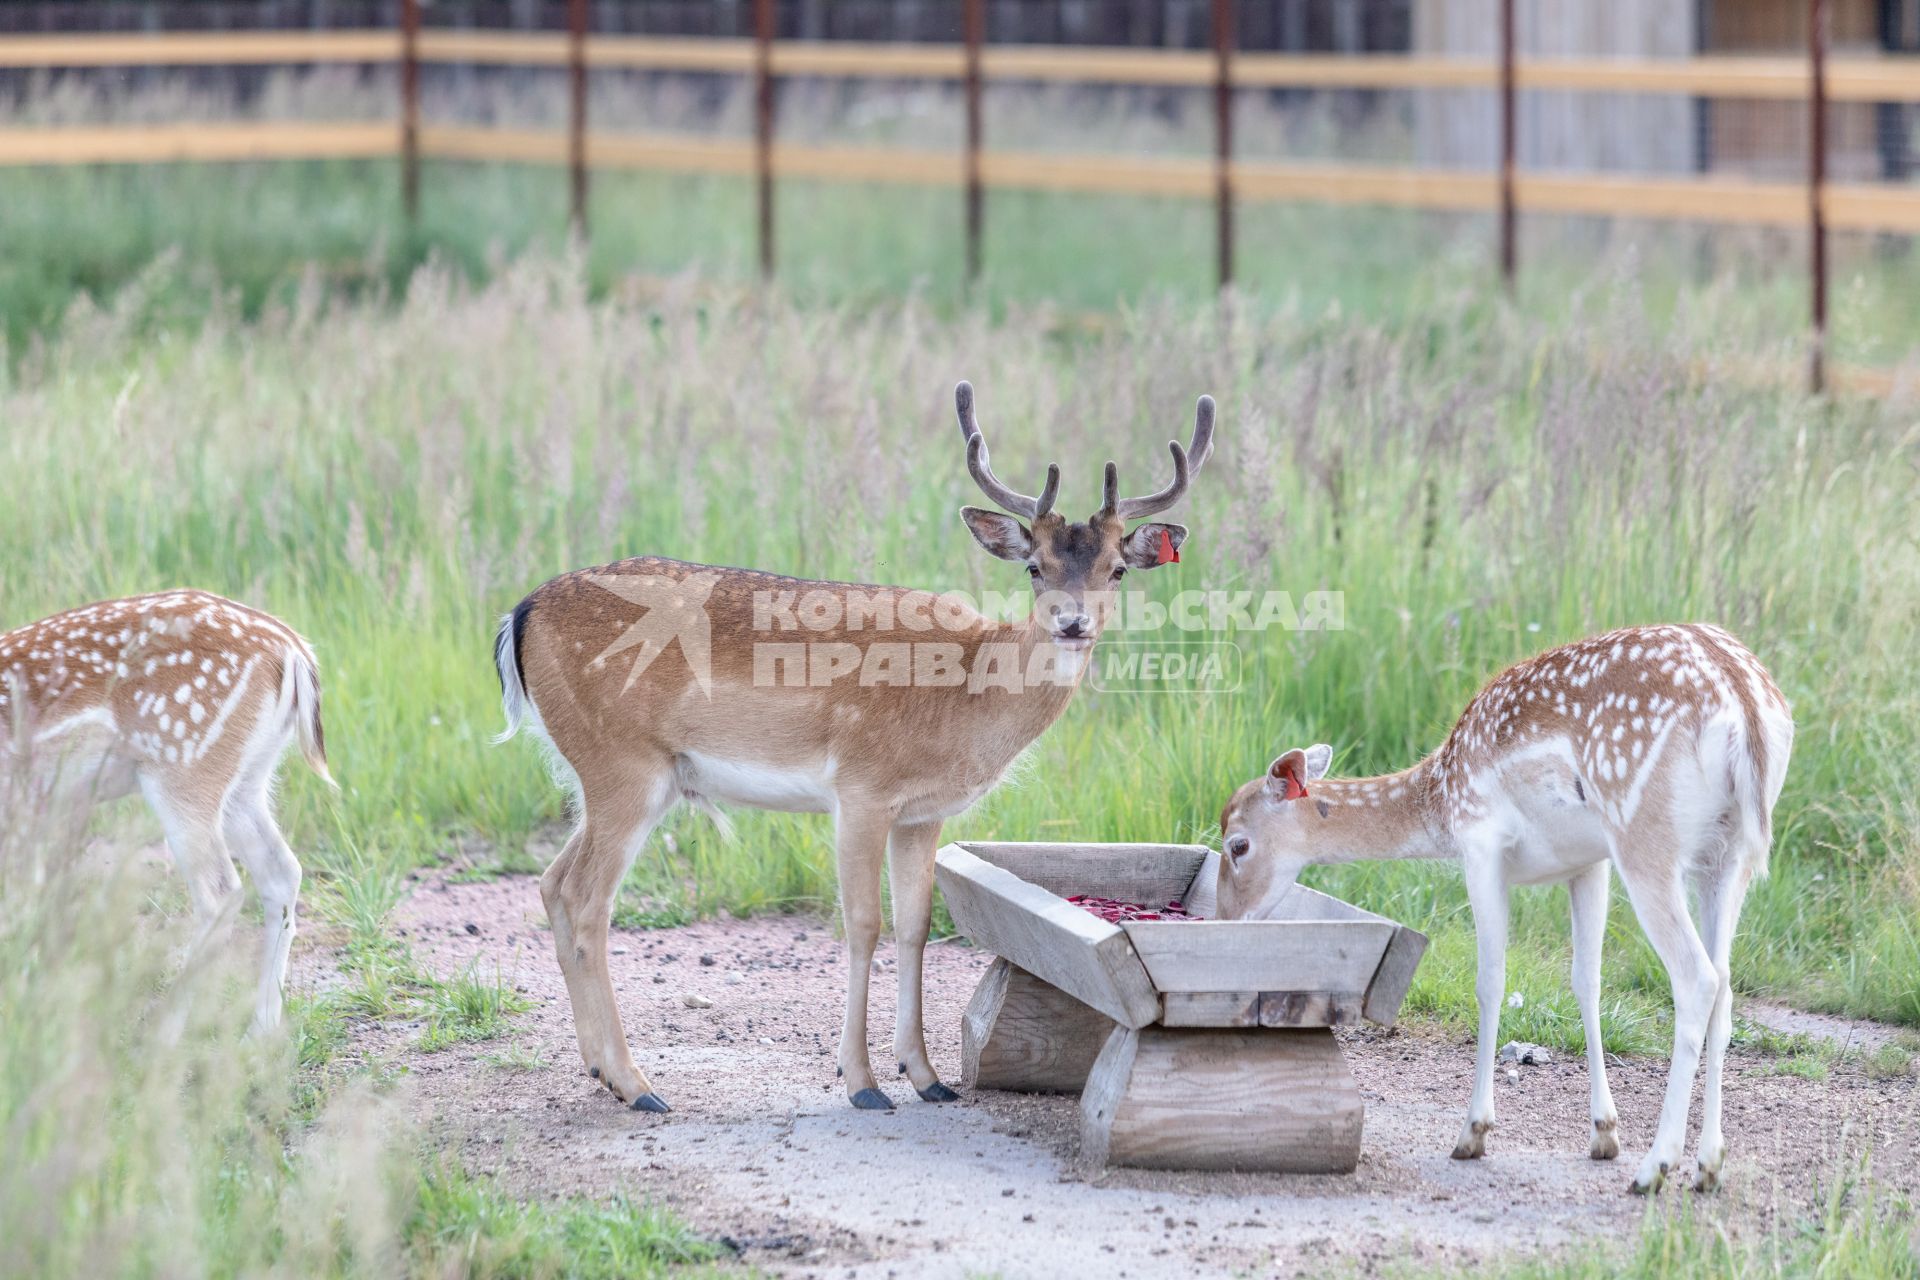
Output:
[849, 1087, 896, 1111]
[917, 1081, 960, 1103]
[1630, 1162, 1669, 1196]
[1450, 1120, 1490, 1160]
[1591, 1120, 1620, 1161]
[629, 1092, 672, 1114]
[1693, 1165, 1722, 1194]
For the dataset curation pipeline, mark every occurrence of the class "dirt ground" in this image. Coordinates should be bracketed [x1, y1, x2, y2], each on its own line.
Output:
[303, 872, 1920, 1279]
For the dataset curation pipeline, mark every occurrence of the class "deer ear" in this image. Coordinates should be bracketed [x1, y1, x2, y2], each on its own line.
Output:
[1121, 522, 1188, 570]
[1265, 749, 1312, 801]
[1302, 743, 1333, 780]
[960, 507, 1034, 562]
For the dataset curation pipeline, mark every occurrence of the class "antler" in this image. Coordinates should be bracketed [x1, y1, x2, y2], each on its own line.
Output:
[1103, 394, 1216, 521]
[954, 380, 1060, 520]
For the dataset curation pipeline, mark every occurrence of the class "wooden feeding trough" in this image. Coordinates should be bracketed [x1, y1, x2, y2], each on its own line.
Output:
[934, 841, 1427, 1173]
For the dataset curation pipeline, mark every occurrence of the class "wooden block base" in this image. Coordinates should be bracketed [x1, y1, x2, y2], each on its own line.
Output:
[1079, 1025, 1363, 1172]
[962, 957, 1116, 1093]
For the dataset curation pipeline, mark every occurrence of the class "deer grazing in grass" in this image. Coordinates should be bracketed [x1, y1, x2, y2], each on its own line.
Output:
[1217, 624, 1792, 1194]
[0, 590, 331, 1033]
[495, 382, 1216, 1112]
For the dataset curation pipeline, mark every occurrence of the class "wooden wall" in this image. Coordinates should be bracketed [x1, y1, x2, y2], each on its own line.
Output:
[1413, 0, 1909, 180]
[1413, 0, 1695, 173]
[0, 1, 1417, 49]
[1702, 0, 1890, 181]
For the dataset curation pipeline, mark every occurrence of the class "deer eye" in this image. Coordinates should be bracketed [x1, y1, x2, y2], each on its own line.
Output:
[1026, 564, 1041, 579]
[1112, 566, 1127, 582]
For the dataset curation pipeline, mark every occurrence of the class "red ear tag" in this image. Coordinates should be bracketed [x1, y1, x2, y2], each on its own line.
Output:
[1155, 528, 1180, 565]
[1283, 775, 1308, 801]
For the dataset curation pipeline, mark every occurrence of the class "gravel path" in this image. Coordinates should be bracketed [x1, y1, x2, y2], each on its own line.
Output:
[302, 873, 1920, 1278]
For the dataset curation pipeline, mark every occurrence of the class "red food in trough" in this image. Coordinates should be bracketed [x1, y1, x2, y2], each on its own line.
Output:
[1066, 895, 1203, 923]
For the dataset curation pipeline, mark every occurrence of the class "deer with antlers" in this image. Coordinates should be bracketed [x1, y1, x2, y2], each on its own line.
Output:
[0, 590, 331, 1033]
[495, 382, 1216, 1112]
[1216, 624, 1792, 1193]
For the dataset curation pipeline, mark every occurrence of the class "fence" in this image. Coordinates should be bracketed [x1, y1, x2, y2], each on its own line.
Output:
[2, 0, 1918, 390]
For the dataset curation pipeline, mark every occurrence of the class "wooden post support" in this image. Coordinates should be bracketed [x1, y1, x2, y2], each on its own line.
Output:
[1498, 0, 1517, 289]
[567, 0, 588, 238]
[1211, 0, 1234, 291]
[962, 0, 985, 284]
[1080, 1025, 1364, 1172]
[754, 0, 776, 279]
[1809, 0, 1830, 393]
[963, 958, 1116, 1092]
[400, 0, 420, 224]
[1361, 923, 1427, 1026]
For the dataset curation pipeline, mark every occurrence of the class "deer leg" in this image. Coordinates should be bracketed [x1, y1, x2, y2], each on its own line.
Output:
[1567, 860, 1620, 1160]
[1690, 861, 1753, 1193]
[1614, 830, 1718, 1195]
[834, 799, 897, 1110]
[1452, 845, 1510, 1160]
[223, 784, 302, 1035]
[887, 817, 956, 1101]
[141, 773, 243, 1041]
[141, 773, 242, 955]
[542, 769, 674, 1113]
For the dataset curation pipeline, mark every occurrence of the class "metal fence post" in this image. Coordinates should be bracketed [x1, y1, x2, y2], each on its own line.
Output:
[568, 0, 588, 239]
[1809, 0, 1829, 393]
[401, 0, 419, 225]
[755, 0, 776, 279]
[963, 0, 984, 285]
[1212, 0, 1234, 292]
[1498, 0, 1516, 290]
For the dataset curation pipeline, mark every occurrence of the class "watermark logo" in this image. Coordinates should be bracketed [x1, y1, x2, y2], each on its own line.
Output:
[586, 571, 721, 696]
[586, 573, 1341, 694]
[1090, 640, 1243, 694]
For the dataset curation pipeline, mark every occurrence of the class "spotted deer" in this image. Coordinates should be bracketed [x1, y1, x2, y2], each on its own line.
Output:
[0, 590, 331, 1032]
[494, 382, 1215, 1112]
[1217, 624, 1792, 1194]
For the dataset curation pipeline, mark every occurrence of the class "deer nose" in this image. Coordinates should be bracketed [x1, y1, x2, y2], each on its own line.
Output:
[1226, 835, 1251, 861]
[1056, 615, 1089, 639]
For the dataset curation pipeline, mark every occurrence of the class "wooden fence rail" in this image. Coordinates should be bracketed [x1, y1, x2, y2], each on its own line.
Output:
[2, 22, 1917, 387]
[12, 122, 1913, 237]
[5, 30, 1920, 101]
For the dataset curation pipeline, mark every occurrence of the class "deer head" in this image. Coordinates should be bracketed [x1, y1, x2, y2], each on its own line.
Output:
[952, 381, 1215, 651]
[1217, 743, 1333, 919]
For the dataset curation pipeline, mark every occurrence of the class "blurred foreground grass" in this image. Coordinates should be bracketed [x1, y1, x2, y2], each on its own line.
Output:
[0, 806, 731, 1278]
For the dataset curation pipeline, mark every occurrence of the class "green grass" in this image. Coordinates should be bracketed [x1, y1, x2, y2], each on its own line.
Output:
[0, 811, 404, 1277]
[0, 791, 717, 1278]
[1731, 1021, 1829, 1059]
[1760, 1053, 1831, 1081]
[481, 1041, 554, 1073]
[1863, 1041, 1918, 1079]
[612, 886, 698, 932]
[1487, 1158, 1919, 1279]
[405, 1163, 733, 1280]
[417, 963, 535, 1052]
[302, 868, 531, 1054]
[5, 157, 1919, 370]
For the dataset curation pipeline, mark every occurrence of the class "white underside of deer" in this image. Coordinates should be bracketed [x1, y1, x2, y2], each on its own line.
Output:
[494, 382, 1216, 1112]
[1218, 623, 1792, 1194]
[0, 590, 332, 1033]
